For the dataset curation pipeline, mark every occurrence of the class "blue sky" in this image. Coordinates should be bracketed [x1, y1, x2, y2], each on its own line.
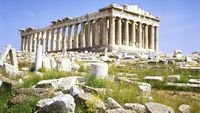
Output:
[0, 0, 200, 53]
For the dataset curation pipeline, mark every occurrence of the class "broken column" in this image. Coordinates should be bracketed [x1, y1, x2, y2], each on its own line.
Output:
[35, 45, 43, 71]
[90, 63, 108, 79]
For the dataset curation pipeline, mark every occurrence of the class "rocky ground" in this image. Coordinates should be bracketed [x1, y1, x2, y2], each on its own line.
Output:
[0, 45, 200, 113]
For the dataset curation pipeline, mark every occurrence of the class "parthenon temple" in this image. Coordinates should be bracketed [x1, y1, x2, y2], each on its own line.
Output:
[20, 4, 160, 53]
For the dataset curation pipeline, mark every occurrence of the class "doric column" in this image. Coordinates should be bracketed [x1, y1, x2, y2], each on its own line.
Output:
[138, 22, 142, 48]
[56, 28, 61, 51]
[21, 36, 24, 51]
[25, 36, 29, 52]
[109, 17, 115, 46]
[29, 34, 33, 52]
[150, 25, 155, 49]
[61, 26, 66, 52]
[45, 30, 50, 52]
[42, 31, 46, 53]
[74, 24, 79, 48]
[130, 21, 136, 47]
[51, 29, 55, 51]
[116, 18, 122, 45]
[22, 36, 25, 52]
[144, 24, 148, 49]
[94, 19, 100, 46]
[102, 18, 108, 46]
[68, 25, 72, 49]
[33, 33, 37, 52]
[124, 19, 129, 46]
[80, 22, 86, 48]
[88, 21, 93, 47]
[155, 26, 159, 51]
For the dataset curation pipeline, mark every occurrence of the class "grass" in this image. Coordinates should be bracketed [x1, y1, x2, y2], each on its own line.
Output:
[22, 70, 86, 88]
[1, 61, 200, 113]
[86, 76, 140, 105]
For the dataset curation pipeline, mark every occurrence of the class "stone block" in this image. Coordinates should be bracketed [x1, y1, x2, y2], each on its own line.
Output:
[90, 63, 108, 79]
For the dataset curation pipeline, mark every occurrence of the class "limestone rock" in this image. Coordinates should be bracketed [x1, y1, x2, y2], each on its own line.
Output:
[188, 79, 200, 84]
[56, 58, 71, 72]
[33, 79, 59, 89]
[42, 56, 51, 69]
[35, 94, 75, 113]
[9, 88, 54, 105]
[124, 103, 145, 113]
[145, 102, 174, 113]
[69, 85, 84, 96]
[138, 82, 151, 93]
[178, 104, 191, 113]
[90, 63, 108, 79]
[3, 63, 19, 77]
[0, 76, 12, 91]
[105, 97, 123, 110]
[168, 75, 180, 83]
[144, 76, 164, 82]
[105, 108, 136, 113]
[78, 93, 106, 111]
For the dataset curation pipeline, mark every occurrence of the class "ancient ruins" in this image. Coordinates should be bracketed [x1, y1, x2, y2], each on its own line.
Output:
[19, 4, 160, 53]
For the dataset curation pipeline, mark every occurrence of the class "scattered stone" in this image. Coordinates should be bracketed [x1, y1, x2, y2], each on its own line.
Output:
[56, 58, 71, 72]
[69, 85, 84, 96]
[0, 45, 18, 70]
[9, 88, 54, 105]
[138, 82, 151, 93]
[145, 102, 174, 113]
[35, 94, 75, 113]
[168, 75, 180, 83]
[90, 63, 108, 79]
[105, 97, 123, 110]
[188, 79, 200, 84]
[78, 93, 106, 111]
[42, 56, 51, 69]
[124, 103, 145, 113]
[33, 79, 59, 89]
[105, 108, 136, 113]
[178, 104, 191, 113]
[144, 76, 164, 82]
[3, 63, 20, 77]
[0, 76, 12, 91]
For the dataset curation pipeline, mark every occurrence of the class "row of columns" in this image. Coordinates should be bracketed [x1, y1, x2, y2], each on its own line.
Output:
[21, 17, 159, 53]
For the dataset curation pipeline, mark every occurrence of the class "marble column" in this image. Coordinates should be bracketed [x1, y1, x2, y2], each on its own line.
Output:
[68, 25, 72, 49]
[42, 31, 46, 53]
[150, 25, 155, 50]
[33, 33, 38, 52]
[51, 29, 55, 51]
[25, 36, 29, 52]
[88, 21, 93, 47]
[29, 34, 33, 52]
[116, 18, 122, 46]
[144, 24, 148, 49]
[22, 36, 25, 52]
[45, 30, 50, 52]
[94, 19, 100, 46]
[56, 28, 61, 51]
[61, 26, 66, 52]
[138, 22, 142, 48]
[155, 26, 159, 51]
[102, 18, 108, 46]
[130, 21, 136, 47]
[109, 17, 115, 46]
[124, 19, 129, 46]
[80, 22, 86, 48]
[21, 36, 24, 51]
[74, 24, 79, 48]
